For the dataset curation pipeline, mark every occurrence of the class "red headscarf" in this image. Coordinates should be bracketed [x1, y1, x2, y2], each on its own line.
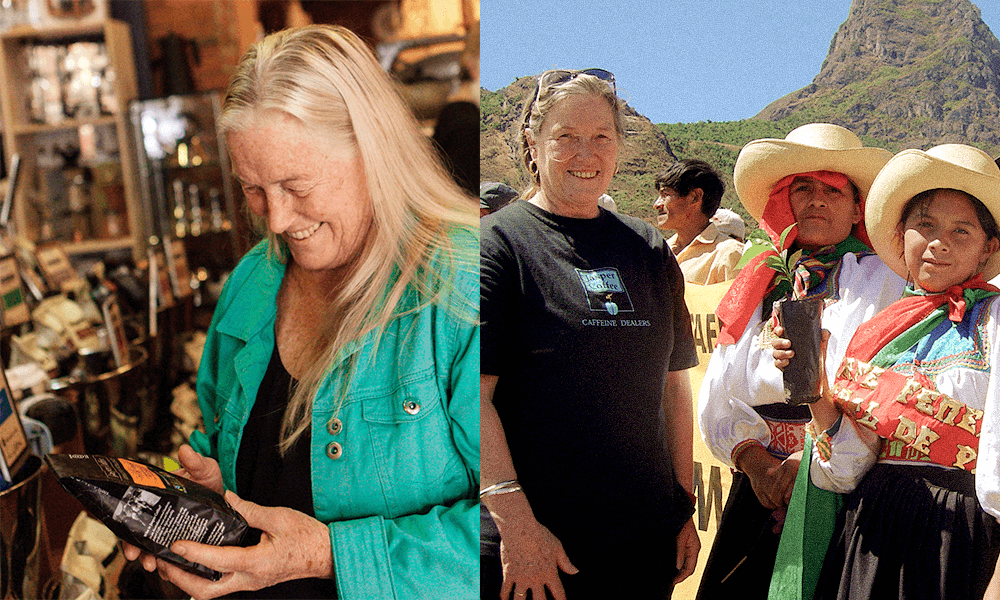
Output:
[715, 171, 871, 345]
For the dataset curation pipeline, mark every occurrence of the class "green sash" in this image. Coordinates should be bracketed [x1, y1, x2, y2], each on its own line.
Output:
[767, 434, 842, 599]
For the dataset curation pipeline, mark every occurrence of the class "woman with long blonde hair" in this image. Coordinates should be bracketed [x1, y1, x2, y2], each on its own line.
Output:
[123, 25, 479, 600]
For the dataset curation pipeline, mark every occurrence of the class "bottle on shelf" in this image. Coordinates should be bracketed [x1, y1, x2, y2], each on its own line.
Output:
[107, 210, 122, 237]
[68, 172, 92, 242]
[172, 179, 187, 238]
[188, 184, 202, 237]
[208, 187, 225, 232]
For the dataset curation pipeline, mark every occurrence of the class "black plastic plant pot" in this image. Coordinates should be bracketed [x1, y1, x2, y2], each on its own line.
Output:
[778, 296, 823, 405]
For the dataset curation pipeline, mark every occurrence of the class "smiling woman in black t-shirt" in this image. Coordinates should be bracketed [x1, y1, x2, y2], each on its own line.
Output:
[480, 68, 699, 600]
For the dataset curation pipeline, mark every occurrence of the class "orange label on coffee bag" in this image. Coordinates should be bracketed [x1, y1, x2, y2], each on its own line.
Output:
[118, 459, 165, 489]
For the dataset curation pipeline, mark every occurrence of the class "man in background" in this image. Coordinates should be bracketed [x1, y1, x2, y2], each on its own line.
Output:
[654, 159, 744, 285]
[480, 181, 518, 217]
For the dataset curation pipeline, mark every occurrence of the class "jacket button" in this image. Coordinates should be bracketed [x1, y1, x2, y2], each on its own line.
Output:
[403, 399, 421, 415]
[327, 417, 343, 435]
[326, 441, 343, 460]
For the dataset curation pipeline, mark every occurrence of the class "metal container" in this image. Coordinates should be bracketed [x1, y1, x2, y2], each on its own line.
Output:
[109, 406, 140, 459]
[47, 346, 149, 455]
[0, 455, 43, 600]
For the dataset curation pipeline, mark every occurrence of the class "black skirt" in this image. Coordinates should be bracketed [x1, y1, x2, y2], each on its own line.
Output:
[815, 463, 1000, 600]
[696, 470, 784, 599]
[697, 402, 810, 600]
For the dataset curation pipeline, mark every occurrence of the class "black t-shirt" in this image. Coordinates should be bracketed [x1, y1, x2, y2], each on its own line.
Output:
[481, 201, 698, 556]
[234, 343, 338, 599]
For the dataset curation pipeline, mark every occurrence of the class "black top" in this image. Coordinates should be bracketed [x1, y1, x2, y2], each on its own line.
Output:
[480, 201, 698, 558]
[233, 343, 338, 599]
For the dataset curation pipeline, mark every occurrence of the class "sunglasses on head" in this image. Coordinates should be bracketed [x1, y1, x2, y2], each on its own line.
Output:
[533, 68, 617, 104]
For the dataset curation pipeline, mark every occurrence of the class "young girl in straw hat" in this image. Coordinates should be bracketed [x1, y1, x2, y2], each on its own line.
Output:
[771, 144, 1000, 600]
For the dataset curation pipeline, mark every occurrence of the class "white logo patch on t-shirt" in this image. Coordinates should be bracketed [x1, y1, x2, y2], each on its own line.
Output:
[575, 268, 635, 315]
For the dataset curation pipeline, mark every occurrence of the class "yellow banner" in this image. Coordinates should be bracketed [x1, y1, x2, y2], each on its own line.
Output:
[675, 280, 734, 599]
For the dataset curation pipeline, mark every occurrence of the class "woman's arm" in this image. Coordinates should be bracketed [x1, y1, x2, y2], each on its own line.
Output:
[699, 314, 800, 509]
[663, 369, 700, 583]
[807, 415, 880, 494]
[976, 300, 1000, 519]
[664, 369, 694, 496]
[481, 374, 578, 600]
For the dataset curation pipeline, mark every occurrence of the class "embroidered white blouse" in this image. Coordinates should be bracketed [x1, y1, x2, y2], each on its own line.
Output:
[811, 294, 1000, 520]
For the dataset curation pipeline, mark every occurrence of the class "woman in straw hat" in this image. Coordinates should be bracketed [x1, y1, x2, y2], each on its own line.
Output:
[696, 124, 906, 599]
[771, 143, 1000, 599]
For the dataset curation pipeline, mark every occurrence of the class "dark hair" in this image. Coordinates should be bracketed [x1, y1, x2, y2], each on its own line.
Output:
[654, 159, 726, 217]
[898, 188, 1000, 242]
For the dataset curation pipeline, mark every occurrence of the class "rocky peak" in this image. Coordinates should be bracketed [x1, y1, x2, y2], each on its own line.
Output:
[757, 0, 1000, 151]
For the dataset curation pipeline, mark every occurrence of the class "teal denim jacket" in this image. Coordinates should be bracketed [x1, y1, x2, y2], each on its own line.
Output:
[190, 230, 480, 599]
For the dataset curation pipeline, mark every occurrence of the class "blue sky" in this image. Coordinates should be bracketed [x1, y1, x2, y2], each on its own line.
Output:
[481, 0, 1000, 125]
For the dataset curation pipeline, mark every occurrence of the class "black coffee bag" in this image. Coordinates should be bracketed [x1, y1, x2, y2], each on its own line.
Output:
[46, 453, 254, 580]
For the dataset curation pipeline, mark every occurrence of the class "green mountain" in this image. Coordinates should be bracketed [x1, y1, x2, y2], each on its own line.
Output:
[480, 0, 1000, 229]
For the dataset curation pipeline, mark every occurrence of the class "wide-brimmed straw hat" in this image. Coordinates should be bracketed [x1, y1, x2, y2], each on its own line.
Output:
[734, 123, 893, 220]
[866, 143, 1000, 281]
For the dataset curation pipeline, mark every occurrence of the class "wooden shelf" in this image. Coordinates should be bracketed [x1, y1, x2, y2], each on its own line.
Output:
[10, 115, 118, 136]
[51, 236, 134, 256]
[0, 19, 144, 260]
[0, 22, 109, 42]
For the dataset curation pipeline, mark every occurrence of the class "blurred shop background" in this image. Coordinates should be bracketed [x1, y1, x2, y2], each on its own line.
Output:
[0, 1, 478, 598]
